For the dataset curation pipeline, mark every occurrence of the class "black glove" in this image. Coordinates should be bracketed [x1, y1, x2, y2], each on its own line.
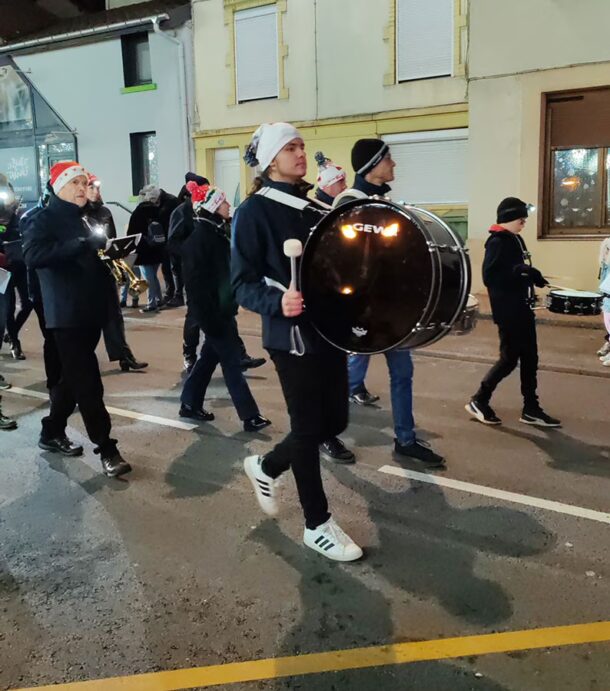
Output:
[529, 267, 548, 288]
[86, 234, 108, 251]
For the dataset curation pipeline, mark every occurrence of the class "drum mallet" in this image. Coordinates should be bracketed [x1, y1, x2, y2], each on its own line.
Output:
[283, 239, 305, 356]
[283, 239, 303, 291]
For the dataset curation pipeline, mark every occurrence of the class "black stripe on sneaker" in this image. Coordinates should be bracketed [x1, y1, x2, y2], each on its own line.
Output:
[324, 542, 335, 551]
[314, 535, 326, 546]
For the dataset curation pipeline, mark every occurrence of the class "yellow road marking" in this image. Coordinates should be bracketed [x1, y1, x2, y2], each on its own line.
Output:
[13, 621, 610, 690]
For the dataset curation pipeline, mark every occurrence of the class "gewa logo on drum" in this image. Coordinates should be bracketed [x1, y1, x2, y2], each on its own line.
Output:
[341, 223, 399, 238]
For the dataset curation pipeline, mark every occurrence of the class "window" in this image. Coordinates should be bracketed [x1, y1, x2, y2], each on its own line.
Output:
[121, 32, 152, 88]
[396, 0, 453, 82]
[130, 132, 158, 196]
[541, 88, 610, 237]
[0, 65, 33, 131]
[383, 129, 468, 204]
[234, 4, 278, 102]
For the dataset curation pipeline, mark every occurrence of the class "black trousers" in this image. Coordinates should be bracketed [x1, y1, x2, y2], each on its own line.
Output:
[33, 302, 62, 390]
[475, 316, 539, 409]
[171, 254, 184, 299]
[42, 327, 114, 454]
[102, 294, 133, 362]
[6, 272, 33, 343]
[183, 302, 201, 359]
[262, 348, 348, 529]
[161, 254, 175, 299]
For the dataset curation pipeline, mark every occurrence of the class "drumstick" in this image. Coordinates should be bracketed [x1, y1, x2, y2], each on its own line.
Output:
[546, 283, 572, 291]
[283, 239, 303, 291]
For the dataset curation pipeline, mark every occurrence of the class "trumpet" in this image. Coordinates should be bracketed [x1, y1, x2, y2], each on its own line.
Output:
[102, 253, 149, 296]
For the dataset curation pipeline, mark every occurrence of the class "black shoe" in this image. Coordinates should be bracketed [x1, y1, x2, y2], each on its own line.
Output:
[38, 435, 84, 456]
[183, 356, 196, 373]
[520, 407, 562, 428]
[394, 439, 445, 469]
[243, 414, 271, 432]
[179, 404, 215, 421]
[320, 437, 355, 464]
[465, 399, 501, 425]
[130, 300, 139, 309]
[0, 374, 11, 390]
[165, 296, 184, 308]
[101, 450, 132, 478]
[119, 356, 148, 372]
[119, 300, 127, 308]
[240, 355, 266, 370]
[140, 305, 159, 313]
[349, 388, 380, 406]
[10, 340, 25, 360]
[0, 413, 17, 430]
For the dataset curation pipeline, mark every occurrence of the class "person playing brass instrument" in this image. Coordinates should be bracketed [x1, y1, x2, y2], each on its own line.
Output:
[84, 174, 147, 373]
[23, 161, 132, 477]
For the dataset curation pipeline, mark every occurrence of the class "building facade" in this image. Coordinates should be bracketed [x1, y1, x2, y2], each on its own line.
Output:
[468, 0, 610, 291]
[192, 0, 470, 238]
[0, 1, 194, 232]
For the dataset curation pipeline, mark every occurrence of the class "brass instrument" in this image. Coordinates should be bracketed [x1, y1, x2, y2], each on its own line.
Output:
[100, 252, 149, 296]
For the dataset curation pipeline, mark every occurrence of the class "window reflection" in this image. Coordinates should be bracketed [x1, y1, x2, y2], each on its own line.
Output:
[0, 66, 33, 131]
[552, 148, 599, 227]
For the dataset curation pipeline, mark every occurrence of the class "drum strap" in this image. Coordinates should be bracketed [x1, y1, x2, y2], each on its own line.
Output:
[256, 187, 331, 212]
[264, 273, 306, 356]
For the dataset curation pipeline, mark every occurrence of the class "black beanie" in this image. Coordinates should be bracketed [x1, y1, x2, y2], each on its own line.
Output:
[185, 171, 209, 186]
[351, 139, 389, 176]
[497, 197, 528, 223]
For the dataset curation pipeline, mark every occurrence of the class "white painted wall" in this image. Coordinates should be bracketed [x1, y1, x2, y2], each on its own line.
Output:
[469, 0, 610, 79]
[14, 25, 193, 234]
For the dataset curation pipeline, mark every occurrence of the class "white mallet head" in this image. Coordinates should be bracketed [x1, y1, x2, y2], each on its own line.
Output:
[283, 239, 303, 258]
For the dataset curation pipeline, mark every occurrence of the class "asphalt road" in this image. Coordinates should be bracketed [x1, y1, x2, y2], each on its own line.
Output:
[1, 309, 609, 690]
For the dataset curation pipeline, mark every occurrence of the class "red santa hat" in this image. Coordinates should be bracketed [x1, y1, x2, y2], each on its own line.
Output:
[186, 181, 227, 215]
[315, 151, 346, 189]
[49, 161, 87, 194]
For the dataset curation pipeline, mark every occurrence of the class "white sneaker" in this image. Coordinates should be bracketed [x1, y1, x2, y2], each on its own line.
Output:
[303, 517, 363, 562]
[244, 455, 278, 516]
[602, 353, 610, 367]
[597, 342, 610, 357]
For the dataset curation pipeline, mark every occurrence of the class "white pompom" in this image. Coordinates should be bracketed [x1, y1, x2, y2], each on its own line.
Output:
[283, 239, 303, 258]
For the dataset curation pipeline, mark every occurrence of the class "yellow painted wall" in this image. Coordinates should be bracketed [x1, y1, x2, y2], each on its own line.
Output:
[194, 105, 468, 220]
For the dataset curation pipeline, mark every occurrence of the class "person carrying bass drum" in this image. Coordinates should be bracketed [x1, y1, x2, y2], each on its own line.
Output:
[465, 197, 561, 427]
[232, 122, 363, 562]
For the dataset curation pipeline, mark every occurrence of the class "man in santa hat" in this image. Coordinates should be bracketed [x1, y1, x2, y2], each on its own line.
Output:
[22, 161, 132, 478]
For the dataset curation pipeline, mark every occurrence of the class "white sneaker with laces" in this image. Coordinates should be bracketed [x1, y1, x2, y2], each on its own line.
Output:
[303, 518, 363, 562]
[602, 353, 610, 367]
[244, 455, 278, 516]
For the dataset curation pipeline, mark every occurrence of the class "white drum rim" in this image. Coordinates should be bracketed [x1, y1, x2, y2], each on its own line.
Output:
[550, 289, 602, 298]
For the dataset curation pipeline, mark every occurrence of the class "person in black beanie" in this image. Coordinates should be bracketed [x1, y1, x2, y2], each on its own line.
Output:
[465, 197, 561, 427]
[338, 138, 445, 469]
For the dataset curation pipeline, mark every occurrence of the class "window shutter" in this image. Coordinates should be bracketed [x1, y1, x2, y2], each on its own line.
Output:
[235, 5, 278, 102]
[397, 0, 453, 82]
[384, 130, 468, 205]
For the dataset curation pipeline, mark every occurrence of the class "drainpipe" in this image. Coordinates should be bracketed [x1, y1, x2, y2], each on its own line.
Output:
[152, 17, 192, 173]
[0, 15, 170, 53]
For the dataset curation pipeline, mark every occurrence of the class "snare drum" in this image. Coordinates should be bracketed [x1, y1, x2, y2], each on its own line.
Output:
[452, 294, 479, 335]
[546, 289, 603, 316]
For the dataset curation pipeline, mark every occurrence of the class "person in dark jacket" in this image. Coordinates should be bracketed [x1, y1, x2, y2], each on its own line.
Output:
[22, 161, 132, 477]
[340, 139, 445, 469]
[169, 172, 266, 374]
[313, 151, 347, 206]
[466, 198, 561, 427]
[179, 182, 270, 431]
[84, 174, 147, 372]
[157, 188, 180, 306]
[232, 122, 362, 562]
[0, 174, 32, 360]
[127, 186, 166, 312]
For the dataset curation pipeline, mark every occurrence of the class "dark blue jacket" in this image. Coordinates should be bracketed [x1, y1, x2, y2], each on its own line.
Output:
[314, 188, 334, 206]
[353, 174, 391, 197]
[231, 179, 328, 353]
[22, 192, 113, 329]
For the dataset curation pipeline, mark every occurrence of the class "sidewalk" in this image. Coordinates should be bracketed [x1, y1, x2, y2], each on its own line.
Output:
[234, 307, 610, 380]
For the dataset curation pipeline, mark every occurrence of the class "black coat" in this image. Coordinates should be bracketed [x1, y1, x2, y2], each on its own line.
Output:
[182, 209, 237, 336]
[482, 230, 545, 325]
[83, 201, 117, 239]
[127, 191, 179, 265]
[167, 199, 194, 257]
[231, 178, 329, 353]
[22, 192, 114, 329]
[0, 213, 24, 274]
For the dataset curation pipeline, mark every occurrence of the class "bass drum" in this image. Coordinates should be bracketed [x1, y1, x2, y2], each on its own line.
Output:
[300, 197, 471, 354]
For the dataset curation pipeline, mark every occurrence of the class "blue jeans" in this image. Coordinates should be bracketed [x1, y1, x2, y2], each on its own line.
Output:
[180, 318, 258, 420]
[348, 350, 415, 445]
[141, 264, 161, 308]
[120, 265, 141, 304]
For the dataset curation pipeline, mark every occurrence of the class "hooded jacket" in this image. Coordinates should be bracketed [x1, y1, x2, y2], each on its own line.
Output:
[83, 200, 117, 239]
[483, 227, 545, 325]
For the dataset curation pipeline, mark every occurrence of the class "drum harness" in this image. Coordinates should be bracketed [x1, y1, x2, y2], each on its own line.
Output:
[255, 186, 330, 356]
[512, 233, 537, 309]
